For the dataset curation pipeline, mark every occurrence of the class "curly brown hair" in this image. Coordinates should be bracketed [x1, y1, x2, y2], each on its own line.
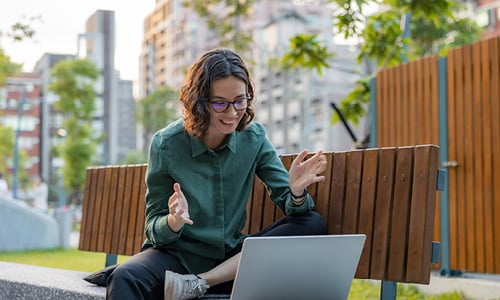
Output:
[180, 48, 255, 138]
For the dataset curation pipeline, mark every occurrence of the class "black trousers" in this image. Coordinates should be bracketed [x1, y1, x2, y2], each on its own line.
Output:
[106, 211, 327, 299]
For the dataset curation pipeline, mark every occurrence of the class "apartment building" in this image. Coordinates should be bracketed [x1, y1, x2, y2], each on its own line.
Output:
[0, 73, 42, 194]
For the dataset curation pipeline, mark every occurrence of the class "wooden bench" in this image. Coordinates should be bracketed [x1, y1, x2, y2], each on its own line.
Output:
[79, 144, 442, 299]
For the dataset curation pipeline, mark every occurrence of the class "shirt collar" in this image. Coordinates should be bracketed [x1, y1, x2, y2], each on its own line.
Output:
[190, 131, 238, 157]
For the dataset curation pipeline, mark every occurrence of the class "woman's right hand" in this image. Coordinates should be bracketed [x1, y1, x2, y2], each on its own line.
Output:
[167, 183, 193, 232]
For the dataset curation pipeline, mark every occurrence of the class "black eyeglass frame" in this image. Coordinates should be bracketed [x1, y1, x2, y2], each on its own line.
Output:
[208, 95, 251, 113]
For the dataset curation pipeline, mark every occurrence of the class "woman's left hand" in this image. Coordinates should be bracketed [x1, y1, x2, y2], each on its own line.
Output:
[288, 150, 327, 195]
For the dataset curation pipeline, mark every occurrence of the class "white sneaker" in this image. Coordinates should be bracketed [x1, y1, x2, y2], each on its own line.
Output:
[164, 271, 210, 300]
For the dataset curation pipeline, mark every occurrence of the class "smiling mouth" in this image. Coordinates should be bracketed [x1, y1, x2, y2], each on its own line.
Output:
[221, 119, 236, 125]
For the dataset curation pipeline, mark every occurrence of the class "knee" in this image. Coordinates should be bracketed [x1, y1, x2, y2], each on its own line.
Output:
[296, 211, 327, 235]
[307, 211, 327, 234]
[107, 263, 136, 285]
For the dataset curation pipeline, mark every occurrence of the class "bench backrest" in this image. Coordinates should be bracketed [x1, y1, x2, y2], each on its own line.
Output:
[79, 144, 439, 285]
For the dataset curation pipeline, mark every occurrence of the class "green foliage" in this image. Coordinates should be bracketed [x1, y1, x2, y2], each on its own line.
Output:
[0, 126, 14, 176]
[184, 0, 255, 51]
[329, 0, 481, 126]
[48, 59, 99, 204]
[359, 10, 407, 67]
[0, 48, 21, 85]
[331, 76, 371, 126]
[281, 34, 335, 75]
[136, 86, 179, 138]
[331, 0, 372, 39]
[120, 151, 148, 165]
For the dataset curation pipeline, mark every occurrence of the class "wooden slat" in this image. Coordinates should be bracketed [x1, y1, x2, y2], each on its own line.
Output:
[490, 38, 500, 274]
[342, 150, 363, 234]
[315, 153, 334, 229]
[406, 145, 438, 283]
[481, 37, 494, 274]
[370, 148, 395, 280]
[387, 147, 413, 281]
[330, 152, 347, 234]
[134, 165, 147, 253]
[125, 166, 143, 255]
[249, 178, 266, 234]
[472, 41, 485, 273]
[355, 149, 378, 278]
[79, 167, 98, 251]
[109, 166, 126, 254]
[103, 167, 119, 253]
[463, 43, 476, 272]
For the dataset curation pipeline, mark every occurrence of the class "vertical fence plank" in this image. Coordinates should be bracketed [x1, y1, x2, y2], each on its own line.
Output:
[446, 49, 458, 270]
[463, 43, 477, 272]
[490, 38, 500, 274]
[472, 41, 486, 273]
[481, 39, 494, 274]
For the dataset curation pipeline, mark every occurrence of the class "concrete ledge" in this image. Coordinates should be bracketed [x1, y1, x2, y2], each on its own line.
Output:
[0, 261, 105, 300]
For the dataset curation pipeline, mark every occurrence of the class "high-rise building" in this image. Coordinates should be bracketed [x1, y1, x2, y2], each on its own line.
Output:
[78, 10, 136, 164]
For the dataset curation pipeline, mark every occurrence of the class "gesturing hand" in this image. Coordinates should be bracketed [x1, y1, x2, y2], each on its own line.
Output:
[288, 150, 327, 195]
[167, 183, 193, 232]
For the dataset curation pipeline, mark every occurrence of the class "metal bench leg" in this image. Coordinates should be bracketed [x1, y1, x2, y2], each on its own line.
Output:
[380, 280, 396, 300]
[105, 253, 118, 267]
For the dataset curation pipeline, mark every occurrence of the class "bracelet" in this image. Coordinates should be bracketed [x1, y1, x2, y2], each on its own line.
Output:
[291, 188, 307, 200]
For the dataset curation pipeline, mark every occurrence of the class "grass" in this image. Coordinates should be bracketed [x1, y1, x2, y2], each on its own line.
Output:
[0, 248, 465, 299]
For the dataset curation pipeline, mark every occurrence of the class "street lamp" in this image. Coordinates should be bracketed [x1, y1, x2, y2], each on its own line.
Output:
[6, 78, 36, 199]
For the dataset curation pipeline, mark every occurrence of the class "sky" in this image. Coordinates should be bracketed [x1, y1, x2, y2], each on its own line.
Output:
[0, 0, 155, 81]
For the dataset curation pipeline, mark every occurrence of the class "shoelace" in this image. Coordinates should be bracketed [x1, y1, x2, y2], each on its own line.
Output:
[183, 277, 209, 297]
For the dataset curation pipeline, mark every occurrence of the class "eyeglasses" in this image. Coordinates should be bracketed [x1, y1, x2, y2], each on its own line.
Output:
[209, 96, 250, 113]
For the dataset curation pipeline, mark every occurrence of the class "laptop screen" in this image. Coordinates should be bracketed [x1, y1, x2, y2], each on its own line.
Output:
[230, 234, 366, 300]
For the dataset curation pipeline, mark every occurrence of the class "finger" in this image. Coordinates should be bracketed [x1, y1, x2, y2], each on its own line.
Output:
[169, 202, 179, 214]
[173, 182, 182, 194]
[291, 150, 308, 167]
[306, 150, 323, 163]
[183, 217, 194, 225]
[315, 175, 326, 182]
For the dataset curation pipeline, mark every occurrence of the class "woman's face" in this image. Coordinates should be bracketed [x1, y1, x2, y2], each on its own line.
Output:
[205, 76, 247, 144]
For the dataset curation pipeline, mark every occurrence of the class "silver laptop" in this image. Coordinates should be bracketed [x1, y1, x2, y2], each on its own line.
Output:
[230, 234, 366, 300]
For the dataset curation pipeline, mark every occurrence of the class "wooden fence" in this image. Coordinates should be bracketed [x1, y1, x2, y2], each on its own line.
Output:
[374, 37, 500, 274]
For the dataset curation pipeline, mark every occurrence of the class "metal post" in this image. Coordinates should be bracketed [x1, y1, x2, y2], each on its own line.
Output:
[12, 87, 27, 199]
[369, 77, 377, 148]
[438, 56, 452, 276]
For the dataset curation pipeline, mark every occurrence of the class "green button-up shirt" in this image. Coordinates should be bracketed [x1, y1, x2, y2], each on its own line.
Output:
[143, 119, 315, 274]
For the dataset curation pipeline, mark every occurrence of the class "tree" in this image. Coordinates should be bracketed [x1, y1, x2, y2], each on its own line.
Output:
[0, 126, 14, 181]
[327, 0, 482, 125]
[183, 0, 255, 52]
[48, 59, 99, 205]
[136, 86, 179, 151]
[0, 16, 40, 84]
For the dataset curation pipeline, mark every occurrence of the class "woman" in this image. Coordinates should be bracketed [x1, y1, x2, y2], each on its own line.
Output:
[107, 48, 328, 300]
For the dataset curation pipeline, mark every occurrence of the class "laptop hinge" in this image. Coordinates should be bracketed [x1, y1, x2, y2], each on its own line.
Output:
[380, 280, 396, 300]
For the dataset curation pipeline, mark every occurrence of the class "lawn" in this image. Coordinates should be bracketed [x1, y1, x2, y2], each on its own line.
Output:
[0, 248, 464, 299]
